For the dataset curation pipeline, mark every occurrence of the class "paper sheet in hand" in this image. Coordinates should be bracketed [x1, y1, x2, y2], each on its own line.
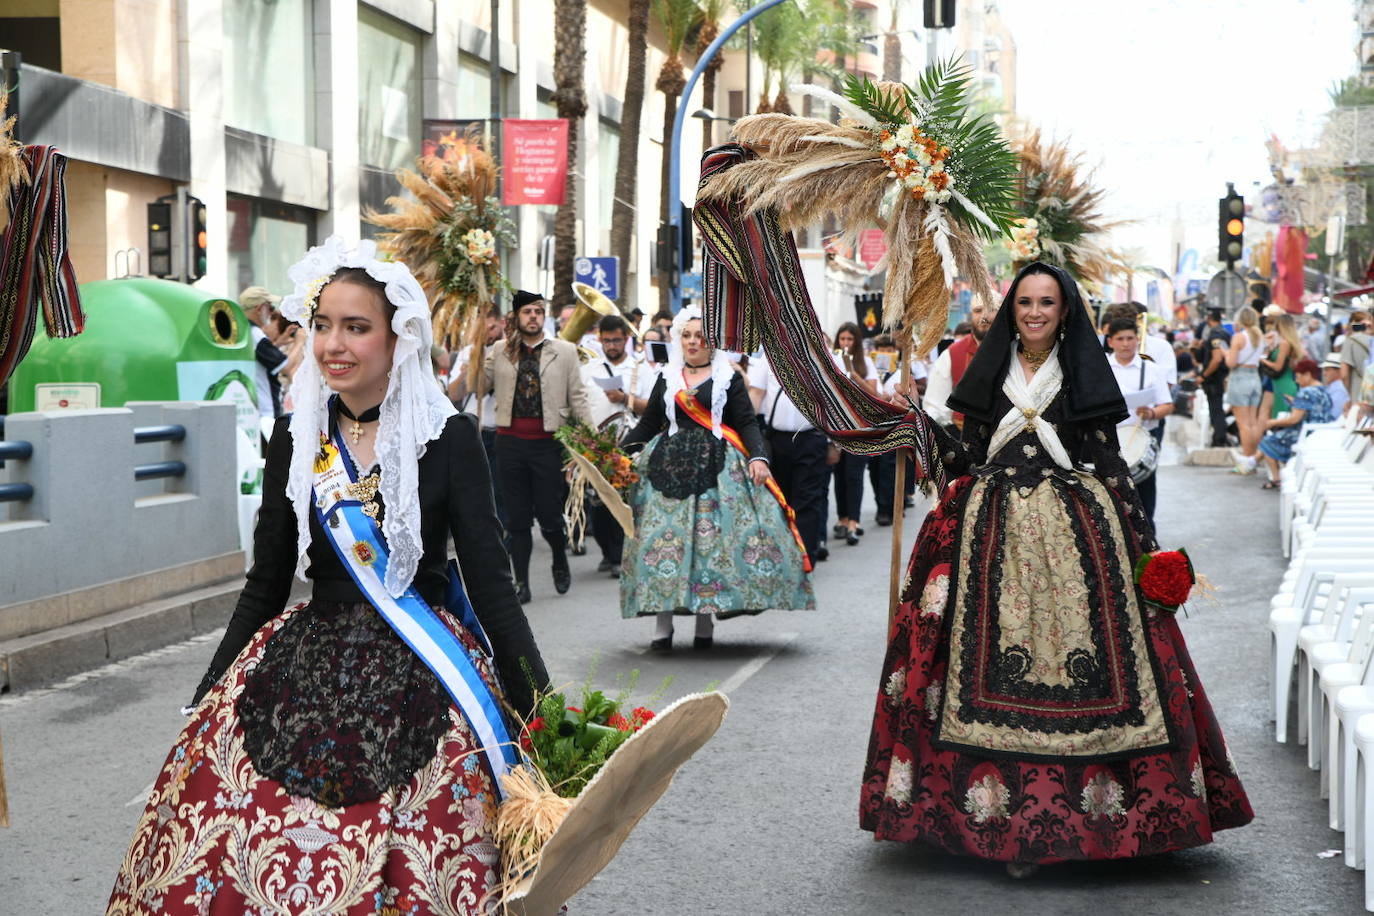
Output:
[1122, 388, 1157, 413]
[592, 375, 625, 391]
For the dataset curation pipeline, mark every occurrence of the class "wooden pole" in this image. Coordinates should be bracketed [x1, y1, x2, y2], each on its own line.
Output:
[0, 727, 10, 827]
[887, 345, 913, 624]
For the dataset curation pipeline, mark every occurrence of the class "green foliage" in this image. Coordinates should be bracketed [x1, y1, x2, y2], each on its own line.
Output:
[652, 0, 701, 55]
[842, 57, 1019, 241]
[517, 670, 675, 798]
[1329, 76, 1374, 108]
[434, 196, 517, 299]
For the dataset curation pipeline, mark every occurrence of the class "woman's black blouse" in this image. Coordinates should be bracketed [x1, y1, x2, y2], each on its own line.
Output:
[622, 372, 767, 458]
[192, 411, 549, 715]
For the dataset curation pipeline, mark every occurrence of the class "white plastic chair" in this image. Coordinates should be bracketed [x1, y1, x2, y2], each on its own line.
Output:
[1302, 576, 1374, 777]
[1272, 554, 1374, 743]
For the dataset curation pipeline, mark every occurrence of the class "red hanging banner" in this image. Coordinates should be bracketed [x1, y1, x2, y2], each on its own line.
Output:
[858, 228, 889, 268]
[502, 119, 569, 206]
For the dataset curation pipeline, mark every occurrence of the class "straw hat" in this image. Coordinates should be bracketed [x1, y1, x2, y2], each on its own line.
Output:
[502, 691, 730, 915]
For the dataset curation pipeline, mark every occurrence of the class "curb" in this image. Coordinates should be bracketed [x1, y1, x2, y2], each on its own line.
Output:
[0, 580, 243, 693]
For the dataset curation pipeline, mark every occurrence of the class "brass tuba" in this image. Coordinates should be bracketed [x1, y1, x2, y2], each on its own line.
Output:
[561, 282, 639, 360]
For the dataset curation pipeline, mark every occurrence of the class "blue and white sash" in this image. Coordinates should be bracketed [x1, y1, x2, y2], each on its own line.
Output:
[312, 419, 517, 797]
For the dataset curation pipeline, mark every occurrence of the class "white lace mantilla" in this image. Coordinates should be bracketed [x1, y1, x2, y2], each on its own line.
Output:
[281, 237, 455, 597]
[663, 305, 732, 438]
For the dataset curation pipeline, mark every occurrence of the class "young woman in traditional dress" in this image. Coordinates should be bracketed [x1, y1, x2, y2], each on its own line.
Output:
[618, 307, 814, 652]
[860, 262, 1252, 875]
[107, 238, 549, 914]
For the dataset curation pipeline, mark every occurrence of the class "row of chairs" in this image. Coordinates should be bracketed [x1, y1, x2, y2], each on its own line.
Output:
[1269, 412, 1374, 908]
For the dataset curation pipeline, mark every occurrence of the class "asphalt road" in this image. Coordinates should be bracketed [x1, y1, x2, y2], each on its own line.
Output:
[0, 462, 1361, 914]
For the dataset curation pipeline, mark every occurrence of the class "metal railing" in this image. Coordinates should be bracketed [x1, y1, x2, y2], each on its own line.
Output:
[133, 424, 187, 482]
[0, 421, 190, 503]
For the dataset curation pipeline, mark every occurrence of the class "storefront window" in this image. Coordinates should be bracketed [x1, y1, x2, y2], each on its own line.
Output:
[358, 6, 422, 170]
[223, 0, 314, 146]
[226, 196, 316, 298]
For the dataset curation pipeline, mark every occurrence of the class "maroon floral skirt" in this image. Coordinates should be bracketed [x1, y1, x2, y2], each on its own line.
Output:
[859, 472, 1253, 863]
[107, 602, 502, 915]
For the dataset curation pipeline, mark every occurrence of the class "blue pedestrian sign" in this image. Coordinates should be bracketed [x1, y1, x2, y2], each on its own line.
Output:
[574, 256, 619, 301]
[680, 272, 702, 298]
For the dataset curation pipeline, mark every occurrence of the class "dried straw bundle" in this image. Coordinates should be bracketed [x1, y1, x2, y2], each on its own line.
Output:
[0, 90, 29, 214]
[1010, 125, 1125, 291]
[490, 764, 575, 912]
[698, 65, 1016, 356]
[366, 144, 512, 388]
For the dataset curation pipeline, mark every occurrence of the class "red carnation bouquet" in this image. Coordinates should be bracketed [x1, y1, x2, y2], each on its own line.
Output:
[1133, 548, 1196, 613]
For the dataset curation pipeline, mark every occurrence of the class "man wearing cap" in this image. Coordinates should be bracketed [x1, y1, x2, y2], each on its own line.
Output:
[1323, 354, 1350, 415]
[456, 290, 591, 603]
[1196, 307, 1232, 447]
[240, 286, 294, 429]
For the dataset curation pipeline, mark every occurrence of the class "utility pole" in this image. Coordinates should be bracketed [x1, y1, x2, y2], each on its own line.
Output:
[489, 0, 502, 197]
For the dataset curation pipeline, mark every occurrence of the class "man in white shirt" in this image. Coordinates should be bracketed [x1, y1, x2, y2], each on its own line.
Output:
[449, 304, 506, 523]
[1105, 317, 1173, 524]
[869, 335, 924, 523]
[924, 294, 995, 431]
[749, 356, 832, 563]
[582, 315, 656, 575]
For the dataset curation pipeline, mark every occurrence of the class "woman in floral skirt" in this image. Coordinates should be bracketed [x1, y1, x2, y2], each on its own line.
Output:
[860, 263, 1252, 875]
[618, 306, 814, 651]
[107, 238, 548, 914]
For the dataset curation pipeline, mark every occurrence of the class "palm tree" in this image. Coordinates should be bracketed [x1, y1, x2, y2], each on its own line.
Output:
[697, 0, 732, 153]
[882, 7, 902, 82]
[610, 0, 651, 311]
[552, 0, 588, 311]
[652, 0, 700, 312]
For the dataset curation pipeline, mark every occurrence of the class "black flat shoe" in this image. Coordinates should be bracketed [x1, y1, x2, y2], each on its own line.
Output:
[650, 636, 673, 653]
[693, 636, 714, 650]
[845, 530, 861, 546]
[832, 524, 847, 538]
[813, 545, 830, 562]
[571, 543, 587, 556]
[854, 526, 865, 537]
[875, 513, 893, 526]
[552, 558, 571, 594]
[597, 558, 613, 572]
[515, 582, 532, 604]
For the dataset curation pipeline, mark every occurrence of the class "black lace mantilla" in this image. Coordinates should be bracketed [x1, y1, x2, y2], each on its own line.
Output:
[648, 422, 727, 499]
[237, 601, 452, 808]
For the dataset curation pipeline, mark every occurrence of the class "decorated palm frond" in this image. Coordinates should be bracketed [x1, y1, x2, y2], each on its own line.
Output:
[697, 57, 1018, 354]
[365, 139, 516, 385]
[1005, 125, 1125, 291]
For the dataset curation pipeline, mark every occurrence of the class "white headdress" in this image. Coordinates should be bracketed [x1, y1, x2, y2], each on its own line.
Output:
[662, 305, 734, 438]
[279, 236, 455, 597]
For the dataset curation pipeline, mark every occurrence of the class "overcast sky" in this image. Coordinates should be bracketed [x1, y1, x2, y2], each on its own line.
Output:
[999, 0, 1357, 272]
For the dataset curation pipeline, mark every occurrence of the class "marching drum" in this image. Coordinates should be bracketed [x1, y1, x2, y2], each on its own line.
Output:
[1115, 422, 1159, 484]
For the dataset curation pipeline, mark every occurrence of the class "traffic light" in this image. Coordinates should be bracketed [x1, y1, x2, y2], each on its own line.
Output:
[147, 199, 174, 278]
[187, 195, 207, 282]
[1219, 183, 1244, 265]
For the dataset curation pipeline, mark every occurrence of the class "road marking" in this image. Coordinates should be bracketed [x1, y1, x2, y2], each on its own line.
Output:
[0, 631, 223, 708]
[125, 781, 156, 807]
[717, 631, 798, 696]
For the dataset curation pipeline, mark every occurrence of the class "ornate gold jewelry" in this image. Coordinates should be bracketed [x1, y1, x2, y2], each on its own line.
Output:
[344, 472, 381, 519]
[1021, 345, 1052, 371]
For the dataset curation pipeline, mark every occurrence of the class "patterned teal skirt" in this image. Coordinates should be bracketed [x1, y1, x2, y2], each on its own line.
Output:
[620, 428, 815, 618]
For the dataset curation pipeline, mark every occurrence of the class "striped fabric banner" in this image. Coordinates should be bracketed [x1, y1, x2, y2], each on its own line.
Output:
[0, 145, 84, 389]
[693, 144, 945, 490]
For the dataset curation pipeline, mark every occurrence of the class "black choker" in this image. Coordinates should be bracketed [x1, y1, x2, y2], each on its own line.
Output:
[684, 361, 712, 369]
[336, 399, 381, 423]
[337, 398, 381, 446]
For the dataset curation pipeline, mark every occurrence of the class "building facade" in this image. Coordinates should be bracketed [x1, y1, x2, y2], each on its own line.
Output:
[1, 0, 1011, 326]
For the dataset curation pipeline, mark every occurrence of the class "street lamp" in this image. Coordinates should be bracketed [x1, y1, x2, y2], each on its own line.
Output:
[691, 108, 736, 124]
[668, 0, 794, 314]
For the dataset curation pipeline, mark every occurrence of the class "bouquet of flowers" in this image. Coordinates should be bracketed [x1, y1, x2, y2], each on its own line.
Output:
[1008, 217, 1042, 261]
[514, 673, 667, 799]
[555, 422, 639, 495]
[1134, 548, 1196, 614]
[491, 672, 733, 914]
[462, 227, 497, 266]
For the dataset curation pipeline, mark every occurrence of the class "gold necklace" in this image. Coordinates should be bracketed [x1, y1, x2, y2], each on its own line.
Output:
[1021, 345, 1052, 371]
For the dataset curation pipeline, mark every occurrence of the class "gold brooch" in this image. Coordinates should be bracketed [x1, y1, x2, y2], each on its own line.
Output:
[345, 473, 381, 519]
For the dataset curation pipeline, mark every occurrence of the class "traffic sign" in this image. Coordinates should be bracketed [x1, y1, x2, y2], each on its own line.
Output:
[574, 256, 619, 301]
[1206, 269, 1246, 310]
